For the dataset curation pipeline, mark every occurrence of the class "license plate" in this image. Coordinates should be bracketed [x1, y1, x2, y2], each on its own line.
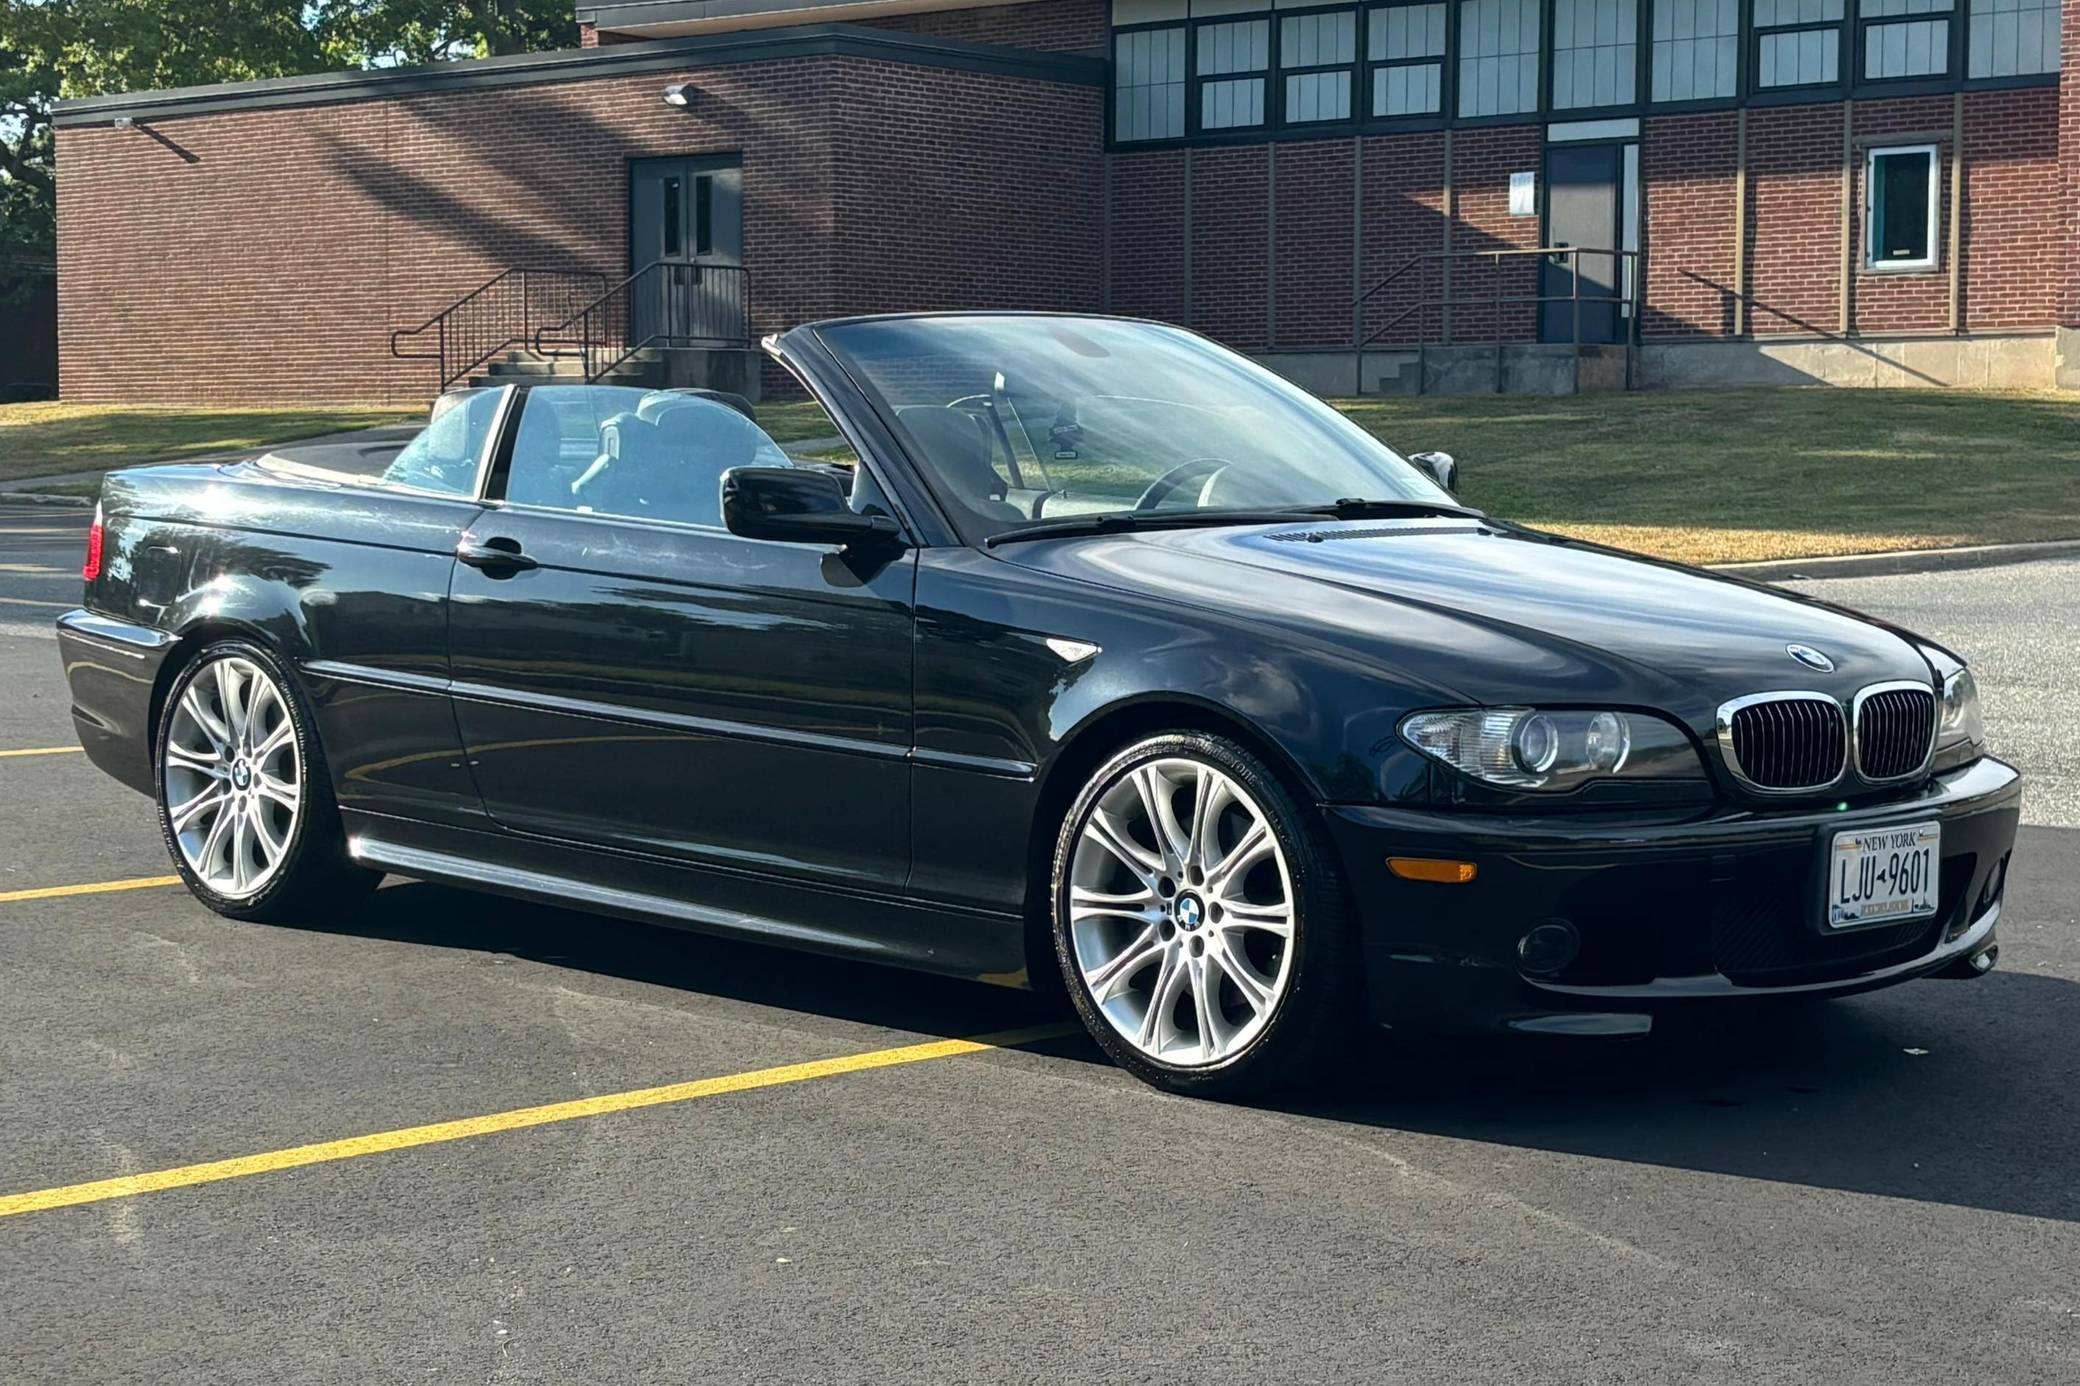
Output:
[1826, 821, 1940, 929]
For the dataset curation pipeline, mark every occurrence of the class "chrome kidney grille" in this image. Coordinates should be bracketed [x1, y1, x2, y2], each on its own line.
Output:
[1721, 693, 1848, 792]
[1855, 684, 1937, 781]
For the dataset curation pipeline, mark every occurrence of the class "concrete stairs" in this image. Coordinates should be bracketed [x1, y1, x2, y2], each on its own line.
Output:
[467, 348, 667, 390]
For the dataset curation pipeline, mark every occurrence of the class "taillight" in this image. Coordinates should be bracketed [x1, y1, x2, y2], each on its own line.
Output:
[82, 503, 105, 583]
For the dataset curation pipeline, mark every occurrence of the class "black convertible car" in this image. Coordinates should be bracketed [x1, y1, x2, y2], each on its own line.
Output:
[58, 314, 2020, 1096]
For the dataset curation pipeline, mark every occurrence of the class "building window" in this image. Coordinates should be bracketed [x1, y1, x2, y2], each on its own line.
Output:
[1861, 0, 1953, 79]
[1115, 26, 1189, 141]
[1196, 16, 1272, 129]
[1282, 8, 1359, 123]
[1651, 0, 1738, 100]
[1866, 144, 1939, 269]
[1967, 0, 2061, 77]
[1754, 0, 1846, 87]
[1458, 0, 1541, 116]
[1552, 0, 1639, 108]
[1369, 2, 1447, 114]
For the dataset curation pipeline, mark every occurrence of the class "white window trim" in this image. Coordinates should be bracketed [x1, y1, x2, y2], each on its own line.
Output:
[1864, 143, 1940, 273]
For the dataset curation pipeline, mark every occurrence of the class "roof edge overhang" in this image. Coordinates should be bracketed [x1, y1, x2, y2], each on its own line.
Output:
[52, 21, 1105, 128]
[579, 0, 1043, 41]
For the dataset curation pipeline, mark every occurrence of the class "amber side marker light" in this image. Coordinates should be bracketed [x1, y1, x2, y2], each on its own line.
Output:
[1388, 857, 1477, 884]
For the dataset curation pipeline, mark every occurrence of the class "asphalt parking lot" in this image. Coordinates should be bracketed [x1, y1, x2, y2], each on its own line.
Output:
[2, 502, 2077, 1384]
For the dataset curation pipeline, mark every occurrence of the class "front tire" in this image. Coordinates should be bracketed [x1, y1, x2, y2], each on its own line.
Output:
[155, 640, 378, 923]
[1050, 732, 1357, 1098]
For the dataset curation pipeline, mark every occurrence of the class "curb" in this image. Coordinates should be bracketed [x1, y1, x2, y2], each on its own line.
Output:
[0, 492, 93, 510]
[1711, 537, 2080, 583]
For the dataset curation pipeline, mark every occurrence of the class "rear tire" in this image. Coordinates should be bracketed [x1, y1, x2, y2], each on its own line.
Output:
[155, 640, 379, 924]
[1050, 732, 1358, 1099]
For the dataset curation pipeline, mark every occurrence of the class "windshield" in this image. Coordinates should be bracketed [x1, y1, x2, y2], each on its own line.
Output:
[817, 316, 1451, 541]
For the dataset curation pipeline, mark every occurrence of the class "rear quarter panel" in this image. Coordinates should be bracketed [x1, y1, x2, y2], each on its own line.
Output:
[91, 463, 486, 822]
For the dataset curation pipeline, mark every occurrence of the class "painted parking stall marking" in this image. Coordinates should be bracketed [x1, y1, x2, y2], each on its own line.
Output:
[0, 1022, 1077, 1220]
[0, 874, 181, 905]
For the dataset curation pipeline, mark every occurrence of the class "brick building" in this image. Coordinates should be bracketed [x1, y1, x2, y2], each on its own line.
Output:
[51, 0, 2080, 402]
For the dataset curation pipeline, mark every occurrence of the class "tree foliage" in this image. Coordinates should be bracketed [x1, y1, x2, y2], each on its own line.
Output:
[0, 0, 577, 263]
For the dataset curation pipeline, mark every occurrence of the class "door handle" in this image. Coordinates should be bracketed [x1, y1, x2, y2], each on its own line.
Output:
[457, 537, 538, 574]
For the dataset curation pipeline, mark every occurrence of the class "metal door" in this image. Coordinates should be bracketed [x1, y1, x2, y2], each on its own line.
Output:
[1539, 143, 1635, 345]
[628, 156, 744, 348]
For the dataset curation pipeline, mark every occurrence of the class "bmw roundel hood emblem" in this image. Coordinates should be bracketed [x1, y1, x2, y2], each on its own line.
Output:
[1786, 643, 1835, 673]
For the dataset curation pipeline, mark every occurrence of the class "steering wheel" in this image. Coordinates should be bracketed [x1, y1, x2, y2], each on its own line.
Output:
[1134, 457, 1232, 512]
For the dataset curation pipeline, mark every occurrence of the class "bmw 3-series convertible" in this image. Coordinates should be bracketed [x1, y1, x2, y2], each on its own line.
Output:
[58, 313, 2021, 1096]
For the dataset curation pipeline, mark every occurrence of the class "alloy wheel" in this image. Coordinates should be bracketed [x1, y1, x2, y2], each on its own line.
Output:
[164, 656, 303, 901]
[1067, 756, 1296, 1067]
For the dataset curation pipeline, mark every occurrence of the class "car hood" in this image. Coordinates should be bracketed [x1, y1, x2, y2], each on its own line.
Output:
[991, 517, 1937, 723]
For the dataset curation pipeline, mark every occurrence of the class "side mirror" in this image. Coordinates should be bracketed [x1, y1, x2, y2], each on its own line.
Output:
[1409, 450, 1459, 494]
[722, 467, 901, 547]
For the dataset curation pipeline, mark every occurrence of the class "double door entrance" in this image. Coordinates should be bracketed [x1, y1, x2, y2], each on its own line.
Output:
[628, 156, 746, 347]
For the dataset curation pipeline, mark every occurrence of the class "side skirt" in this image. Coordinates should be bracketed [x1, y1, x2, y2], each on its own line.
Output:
[340, 810, 1033, 988]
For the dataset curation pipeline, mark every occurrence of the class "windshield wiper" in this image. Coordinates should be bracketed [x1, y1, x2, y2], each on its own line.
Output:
[983, 508, 1312, 548]
[1281, 497, 1485, 521]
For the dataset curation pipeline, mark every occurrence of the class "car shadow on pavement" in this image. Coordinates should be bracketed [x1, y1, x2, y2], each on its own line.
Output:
[1297, 969, 2080, 1225]
[324, 878, 1095, 1060]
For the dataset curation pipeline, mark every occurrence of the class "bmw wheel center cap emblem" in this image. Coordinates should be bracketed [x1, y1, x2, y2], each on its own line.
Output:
[1173, 895, 1204, 931]
[1786, 643, 1835, 673]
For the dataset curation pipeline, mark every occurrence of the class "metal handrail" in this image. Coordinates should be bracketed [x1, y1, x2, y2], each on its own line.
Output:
[1351, 245, 1644, 393]
[390, 267, 612, 392]
[533, 261, 753, 384]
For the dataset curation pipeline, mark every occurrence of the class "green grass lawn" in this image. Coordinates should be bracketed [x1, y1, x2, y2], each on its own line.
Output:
[1331, 388, 2080, 565]
[0, 403, 421, 485]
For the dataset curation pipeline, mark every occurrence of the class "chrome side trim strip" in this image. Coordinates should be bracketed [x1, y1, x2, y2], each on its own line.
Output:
[54, 609, 177, 661]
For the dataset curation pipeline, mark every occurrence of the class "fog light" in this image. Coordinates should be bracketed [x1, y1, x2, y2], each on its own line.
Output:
[1518, 919, 1580, 976]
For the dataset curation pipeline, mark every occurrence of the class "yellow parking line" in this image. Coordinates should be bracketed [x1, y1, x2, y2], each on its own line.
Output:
[0, 1022, 1077, 1219]
[0, 746, 83, 759]
[0, 875, 182, 905]
[0, 595, 69, 608]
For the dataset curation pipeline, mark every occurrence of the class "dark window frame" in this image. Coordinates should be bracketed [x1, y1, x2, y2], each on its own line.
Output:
[1863, 140, 1941, 271]
[1365, 0, 1454, 118]
[1854, 0, 1958, 84]
[1192, 11, 1276, 134]
[1279, 4, 1365, 125]
[1111, 21, 1190, 145]
[1750, 0, 1848, 93]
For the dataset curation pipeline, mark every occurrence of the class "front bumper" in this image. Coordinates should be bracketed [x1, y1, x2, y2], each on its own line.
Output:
[55, 609, 177, 798]
[1326, 757, 2022, 1034]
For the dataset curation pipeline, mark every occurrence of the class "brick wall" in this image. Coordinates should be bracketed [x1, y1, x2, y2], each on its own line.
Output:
[1272, 140, 1355, 349]
[1189, 147, 1272, 349]
[2063, 0, 2080, 328]
[858, 0, 1108, 52]
[1105, 149, 1189, 324]
[1358, 132, 1448, 346]
[829, 54, 1104, 316]
[56, 52, 1100, 405]
[1642, 111, 1740, 338]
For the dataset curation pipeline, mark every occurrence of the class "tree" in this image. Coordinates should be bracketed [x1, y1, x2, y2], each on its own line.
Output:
[0, 0, 576, 266]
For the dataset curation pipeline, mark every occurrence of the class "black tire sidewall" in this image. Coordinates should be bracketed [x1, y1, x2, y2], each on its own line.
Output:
[1049, 732, 1353, 1097]
[154, 639, 342, 920]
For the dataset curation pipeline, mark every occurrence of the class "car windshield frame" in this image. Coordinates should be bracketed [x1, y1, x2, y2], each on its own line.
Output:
[813, 314, 1454, 548]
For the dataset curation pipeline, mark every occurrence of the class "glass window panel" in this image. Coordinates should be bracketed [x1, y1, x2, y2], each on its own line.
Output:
[1283, 10, 1358, 67]
[1967, 0, 2060, 75]
[1287, 69, 1354, 121]
[1198, 18, 1270, 75]
[1653, 0, 1740, 99]
[1372, 2, 1448, 59]
[1553, 0, 1637, 108]
[1201, 76, 1266, 127]
[1865, 15, 1946, 76]
[1115, 27, 1187, 141]
[1458, 0, 1541, 114]
[1374, 59, 1444, 112]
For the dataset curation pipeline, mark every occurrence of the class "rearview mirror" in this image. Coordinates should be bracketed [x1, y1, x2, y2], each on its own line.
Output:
[1409, 450, 1459, 494]
[722, 467, 901, 547]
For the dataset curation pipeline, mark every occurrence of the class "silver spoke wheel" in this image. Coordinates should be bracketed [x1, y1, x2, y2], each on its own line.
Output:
[1068, 757, 1296, 1068]
[164, 656, 303, 901]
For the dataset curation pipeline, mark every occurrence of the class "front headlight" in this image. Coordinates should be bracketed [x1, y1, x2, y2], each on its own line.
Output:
[1933, 667, 1986, 769]
[1400, 708, 1704, 793]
